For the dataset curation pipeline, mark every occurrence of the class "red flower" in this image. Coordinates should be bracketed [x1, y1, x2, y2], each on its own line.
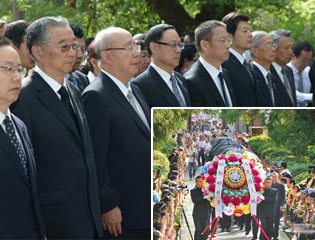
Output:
[208, 183, 216, 192]
[249, 162, 255, 169]
[255, 183, 262, 191]
[241, 194, 250, 204]
[222, 195, 231, 206]
[228, 154, 238, 162]
[206, 175, 215, 183]
[218, 154, 225, 159]
[254, 176, 262, 183]
[208, 167, 216, 175]
[252, 168, 259, 176]
[231, 197, 241, 206]
[212, 161, 218, 169]
[200, 174, 206, 180]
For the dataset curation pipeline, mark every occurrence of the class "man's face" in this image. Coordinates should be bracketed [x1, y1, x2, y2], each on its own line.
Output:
[17, 37, 35, 69]
[294, 50, 313, 71]
[231, 21, 253, 52]
[253, 35, 276, 64]
[263, 179, 272, 189]
[204, 26, 230, 65]
[152, 29, 182, 72]
[271, 173, 278, 183]
[195, 178, 203, 188]
[104, 31, 140, 80]
[275, 36, 294, 66]
[73, 37, 85, 71]
[0, 46, 22, 111]
[136, 50, 150, 75]
[35, 26, 76, 76]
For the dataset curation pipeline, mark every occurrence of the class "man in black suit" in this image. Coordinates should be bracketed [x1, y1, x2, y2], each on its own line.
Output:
[251, 31, 277, 107]
[191, 176, 211, 240]
[269, 29, 297, 107]
[82, 26, 151, 239]
[271, 172, 286, 240]
[11, 17, 103, 239]
[257, 177, 278, 240]
[132, 24, 191, 107]
[185, 20, 235, 107]
[222, 12, 258, 106]
[0, 37, 45, 238]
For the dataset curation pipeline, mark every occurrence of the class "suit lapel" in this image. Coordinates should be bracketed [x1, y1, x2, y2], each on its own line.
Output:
[0, 122, 30, 187]
[102, 73, 150, 138]
[32, 72, 81, 141]
[131, 85, 151, 127]
[149, 67, 180, 107]
[198, 62, 226, 106]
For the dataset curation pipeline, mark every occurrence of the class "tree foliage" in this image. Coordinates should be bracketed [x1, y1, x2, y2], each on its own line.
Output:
[1, 0, 315, 45]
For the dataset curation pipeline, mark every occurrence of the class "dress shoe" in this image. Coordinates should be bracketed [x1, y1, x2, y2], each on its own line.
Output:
[245, 231, 250, 235]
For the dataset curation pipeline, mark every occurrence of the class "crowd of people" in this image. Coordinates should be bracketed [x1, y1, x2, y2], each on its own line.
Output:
[0, 8, 314, 240]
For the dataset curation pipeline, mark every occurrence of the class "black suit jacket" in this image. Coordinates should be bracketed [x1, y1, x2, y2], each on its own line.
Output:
[271, 182, 286, 213]
[11, 71, 103, 238]
[82, 71, 151, 235]
[184, 60, 235, 107]
[190, 187, 210, 218]
[0, 114, 45, 239]
[132, 65, 191, 107]
[68, 70, 90, 93]
[258, 187, 278, 217]
[222, 53, 258, 106]
[252, 64, 274, 107]
[270, 65, 297, 107]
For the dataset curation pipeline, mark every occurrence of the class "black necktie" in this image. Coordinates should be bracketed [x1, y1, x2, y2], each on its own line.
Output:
[58, 86, 78, 127]
[3, 116, 29, 179]
[266, 72, 275, 106]
[218, 72, 230, 107]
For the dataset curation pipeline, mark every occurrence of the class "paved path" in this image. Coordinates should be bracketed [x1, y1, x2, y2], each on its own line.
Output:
[179, 169, 290, 240]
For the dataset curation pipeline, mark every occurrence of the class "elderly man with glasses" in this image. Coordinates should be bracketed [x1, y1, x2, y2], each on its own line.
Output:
[185, 20, 235, 107]
[82, 26, 151, 239]
[11, 16, 103, 239]
[132, 23, 191, 107]
[250, 31, 277, 107]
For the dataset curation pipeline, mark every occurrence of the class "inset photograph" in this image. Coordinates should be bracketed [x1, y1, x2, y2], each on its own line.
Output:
[152, 109, 315, 240]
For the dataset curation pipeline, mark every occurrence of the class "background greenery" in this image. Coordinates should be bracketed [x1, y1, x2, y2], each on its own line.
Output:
[2, 0, 315, 45]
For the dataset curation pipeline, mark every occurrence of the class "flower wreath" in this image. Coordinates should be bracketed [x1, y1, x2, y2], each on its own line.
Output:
[199, 150, 266, 215]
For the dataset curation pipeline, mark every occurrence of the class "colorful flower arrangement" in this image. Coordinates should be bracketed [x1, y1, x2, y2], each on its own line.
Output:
[199, 150, 266, 216]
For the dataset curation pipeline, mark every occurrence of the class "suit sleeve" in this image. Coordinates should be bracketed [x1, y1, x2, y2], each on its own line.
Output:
[82, 90, 120, 213]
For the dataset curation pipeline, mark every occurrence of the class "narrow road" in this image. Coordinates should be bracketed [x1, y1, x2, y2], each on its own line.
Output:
[179, 169, 290, 240]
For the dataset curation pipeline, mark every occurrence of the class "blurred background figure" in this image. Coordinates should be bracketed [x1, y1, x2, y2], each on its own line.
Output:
[4, 20, 35, 75]
[0, 20, 7, 36]
[133, 33, 150, 77]
[175, 44, 198, 74]
[85, 40, 100, 83]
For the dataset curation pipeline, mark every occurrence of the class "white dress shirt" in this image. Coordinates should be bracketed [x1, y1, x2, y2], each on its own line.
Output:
[199, 56, 233, 106]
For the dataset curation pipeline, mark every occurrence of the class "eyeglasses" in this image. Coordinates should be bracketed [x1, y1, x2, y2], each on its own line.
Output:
[105, 44, 141, 54]
[155, 41, 185, 50]
[59, 42, 81, 53]
[264, 42, 277, 49]
[0, 65, 24, 77]
[211, 37, 233, 46]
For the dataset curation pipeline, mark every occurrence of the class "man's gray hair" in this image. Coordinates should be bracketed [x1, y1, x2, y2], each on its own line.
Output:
[252, 31, 268, 48]
[269, 29, 292, 46]
[194, 20, 226, 52]
[26, 16, 70, 57]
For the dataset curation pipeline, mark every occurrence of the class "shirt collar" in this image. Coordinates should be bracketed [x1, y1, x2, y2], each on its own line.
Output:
[34, 65, 67, 94]
[287, 62, 299, 73]
[272, 62, 283, 75]
[101, 69, 129, 98]
[0, 109, 11, 126]
[199, 56, 222, 80]
[230, 48, 245, 64]
[253, 61, 269, 78]
[150, 62, 173, 82]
